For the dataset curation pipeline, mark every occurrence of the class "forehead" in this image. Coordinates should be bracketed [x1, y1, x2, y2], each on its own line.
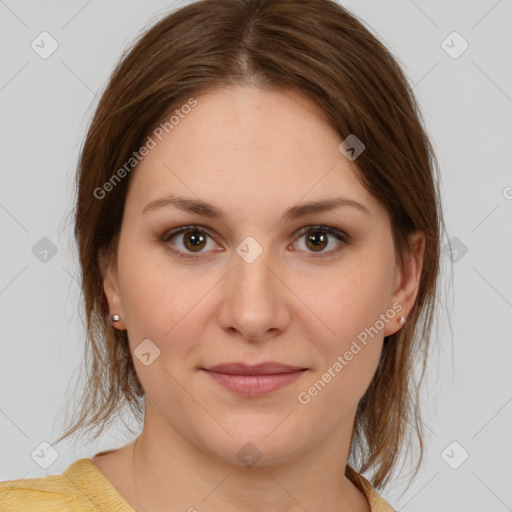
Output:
[126, 86, 382, 220]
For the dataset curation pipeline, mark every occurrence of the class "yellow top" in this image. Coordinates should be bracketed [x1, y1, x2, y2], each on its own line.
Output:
[0, 458, 395, 511]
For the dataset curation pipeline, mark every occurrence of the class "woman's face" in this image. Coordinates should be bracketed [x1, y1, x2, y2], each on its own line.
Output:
[102, 85, 423, 466]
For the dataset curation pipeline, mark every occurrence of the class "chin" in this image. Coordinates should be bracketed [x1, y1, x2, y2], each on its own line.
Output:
[196, 418, 306, 469]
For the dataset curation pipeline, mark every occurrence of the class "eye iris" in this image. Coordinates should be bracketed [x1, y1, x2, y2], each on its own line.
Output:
[183, 230, 206, 252]
[306, 231, 328, 252]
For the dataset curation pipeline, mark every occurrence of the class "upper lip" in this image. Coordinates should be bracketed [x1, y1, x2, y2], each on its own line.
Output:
[202, 362, 307, 375]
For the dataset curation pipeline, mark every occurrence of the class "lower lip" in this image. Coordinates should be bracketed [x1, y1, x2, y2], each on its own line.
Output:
[202, 370, 306, 397]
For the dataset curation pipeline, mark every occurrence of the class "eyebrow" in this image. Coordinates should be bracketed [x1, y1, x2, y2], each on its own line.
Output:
[141, 193, 370, 221]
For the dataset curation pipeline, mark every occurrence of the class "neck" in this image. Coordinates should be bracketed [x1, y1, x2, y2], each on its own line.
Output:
[128, 408, 370, 512]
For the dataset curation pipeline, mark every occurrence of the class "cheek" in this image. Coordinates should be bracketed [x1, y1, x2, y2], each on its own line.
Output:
[292, 247, 394, 406]
[116, 242, 220, 385]
[116, 234, 197, 334]
[115, 246, 207, 408]
[294, 267, 388, 416]
[299, 248, 395, 345]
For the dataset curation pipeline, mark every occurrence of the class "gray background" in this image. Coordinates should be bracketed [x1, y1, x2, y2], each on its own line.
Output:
[0, 1, 511, 510]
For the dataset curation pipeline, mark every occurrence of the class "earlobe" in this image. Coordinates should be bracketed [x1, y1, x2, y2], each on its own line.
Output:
[384, 231, 425, 337]
[99, 248, 126, 330]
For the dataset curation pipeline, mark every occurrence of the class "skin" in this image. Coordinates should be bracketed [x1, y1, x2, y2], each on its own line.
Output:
[93, 85, 425, 512]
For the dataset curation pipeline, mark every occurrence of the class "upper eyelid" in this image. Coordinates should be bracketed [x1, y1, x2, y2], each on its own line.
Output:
[163, 224, 346, 238]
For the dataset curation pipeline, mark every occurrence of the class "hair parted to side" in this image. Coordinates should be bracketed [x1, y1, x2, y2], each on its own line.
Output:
[53, 0, 447, 490]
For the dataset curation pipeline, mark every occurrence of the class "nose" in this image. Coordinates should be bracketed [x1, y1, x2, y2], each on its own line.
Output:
[216, 241, 290, 343]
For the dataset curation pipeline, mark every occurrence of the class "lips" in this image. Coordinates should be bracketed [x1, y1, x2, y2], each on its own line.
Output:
[203, 362, 306, 375]
[201, 362, 307, 397]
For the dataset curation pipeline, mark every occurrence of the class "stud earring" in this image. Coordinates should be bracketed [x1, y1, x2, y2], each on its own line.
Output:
[399, 316, 407, 325]
[111, 314, 121, 322]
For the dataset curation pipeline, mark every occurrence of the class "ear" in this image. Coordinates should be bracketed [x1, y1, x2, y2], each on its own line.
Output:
[99, 246, 127, 331]
[383, 230, 425, 337]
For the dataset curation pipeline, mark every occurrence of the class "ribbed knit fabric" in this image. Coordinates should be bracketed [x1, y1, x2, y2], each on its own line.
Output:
[0, 458, 395, 511]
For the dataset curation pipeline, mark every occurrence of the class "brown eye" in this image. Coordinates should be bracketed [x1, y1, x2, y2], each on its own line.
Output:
[162, 226, 216, 258]
[293, 225, 350, 257]
[305, 231, 328, 252]
[182, 230, 207, 252]
[162, 224, 350, 260]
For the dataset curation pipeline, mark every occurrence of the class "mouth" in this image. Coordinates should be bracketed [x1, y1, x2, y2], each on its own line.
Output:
[200, 362, 308, 397]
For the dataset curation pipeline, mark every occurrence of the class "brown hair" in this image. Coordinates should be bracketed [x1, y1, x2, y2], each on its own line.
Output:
[54, 0, 447, 490]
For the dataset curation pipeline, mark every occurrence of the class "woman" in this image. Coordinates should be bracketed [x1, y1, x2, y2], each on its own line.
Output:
[0, 0, 445, 510]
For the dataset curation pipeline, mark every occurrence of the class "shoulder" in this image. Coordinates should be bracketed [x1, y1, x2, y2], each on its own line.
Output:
[0, 458, 132, 512]
[345, 465, 396, 512]
[0, 470, 84, 511]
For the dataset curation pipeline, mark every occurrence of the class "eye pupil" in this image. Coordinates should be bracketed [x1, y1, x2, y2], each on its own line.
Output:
[306, 231, 328, 252]
[184, 230, 206, 251]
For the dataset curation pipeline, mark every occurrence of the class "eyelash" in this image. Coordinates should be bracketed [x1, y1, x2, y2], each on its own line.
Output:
[160, 224, 351, 260]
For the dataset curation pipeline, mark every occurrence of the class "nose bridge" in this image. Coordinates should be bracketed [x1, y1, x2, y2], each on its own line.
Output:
[218, 235, 287, 339]
[232, 237, 276, 303]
